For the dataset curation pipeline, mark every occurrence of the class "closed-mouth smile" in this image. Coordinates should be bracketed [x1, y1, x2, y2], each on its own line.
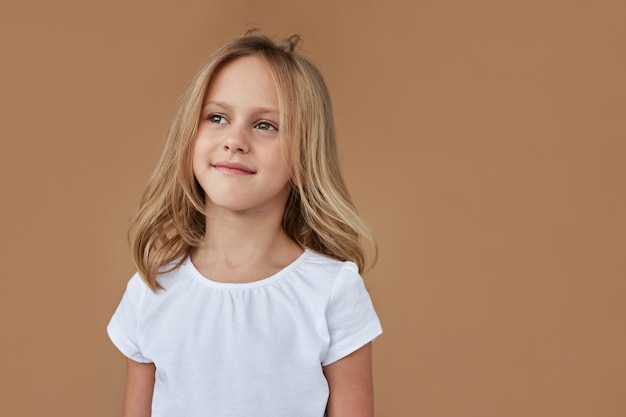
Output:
[212, 161, 256, 175]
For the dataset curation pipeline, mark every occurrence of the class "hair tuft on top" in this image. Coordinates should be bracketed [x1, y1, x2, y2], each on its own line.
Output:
[243, 29, 301, 53]
[279, 34, 301, 53]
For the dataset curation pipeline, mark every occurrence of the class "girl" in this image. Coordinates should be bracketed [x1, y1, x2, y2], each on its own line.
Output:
[108, 30, 382, 417]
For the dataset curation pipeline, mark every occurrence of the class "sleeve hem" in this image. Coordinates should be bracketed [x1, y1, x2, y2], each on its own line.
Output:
[106, 322, 152, 363]
[321, 321, 383, 366]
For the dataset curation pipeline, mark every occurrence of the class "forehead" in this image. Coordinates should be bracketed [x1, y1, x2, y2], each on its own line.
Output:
[204, 54, 280, 111]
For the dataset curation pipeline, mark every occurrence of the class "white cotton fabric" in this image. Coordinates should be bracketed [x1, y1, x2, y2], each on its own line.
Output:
[107, 249, 382, 417]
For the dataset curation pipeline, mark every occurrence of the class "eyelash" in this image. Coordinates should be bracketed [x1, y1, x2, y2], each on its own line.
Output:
[207, 114, 278, 132]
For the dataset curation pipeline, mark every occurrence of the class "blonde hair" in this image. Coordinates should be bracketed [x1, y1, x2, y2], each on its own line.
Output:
[129, 30, 376, 290]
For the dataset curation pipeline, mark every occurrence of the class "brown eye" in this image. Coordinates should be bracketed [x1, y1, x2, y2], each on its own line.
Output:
[255, 121, 278, 131]
[208, 114, 228, 124]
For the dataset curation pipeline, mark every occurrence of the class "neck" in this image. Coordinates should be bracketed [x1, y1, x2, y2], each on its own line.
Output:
[192, 202, 301, 272]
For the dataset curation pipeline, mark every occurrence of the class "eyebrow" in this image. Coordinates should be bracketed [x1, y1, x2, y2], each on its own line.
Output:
[203, 100, 279, 115]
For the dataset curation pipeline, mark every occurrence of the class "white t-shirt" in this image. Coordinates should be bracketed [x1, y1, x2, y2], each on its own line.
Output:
[107, 249, 382, 417]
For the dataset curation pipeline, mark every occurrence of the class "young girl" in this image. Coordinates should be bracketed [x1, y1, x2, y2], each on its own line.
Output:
[108, 30, 382, 417]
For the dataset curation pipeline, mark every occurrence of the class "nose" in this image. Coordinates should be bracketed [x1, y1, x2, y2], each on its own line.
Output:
[223, 125, 250, 153]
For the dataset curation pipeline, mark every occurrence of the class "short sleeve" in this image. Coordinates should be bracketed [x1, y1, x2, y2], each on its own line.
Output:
[107, 274, 152, 363]
[322, 263, 383, 366]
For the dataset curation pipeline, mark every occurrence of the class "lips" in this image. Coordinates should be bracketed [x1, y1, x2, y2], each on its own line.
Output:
[212, 161, 256, 175]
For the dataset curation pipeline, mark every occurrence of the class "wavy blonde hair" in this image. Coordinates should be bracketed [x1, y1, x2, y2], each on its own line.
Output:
[129, 30, 376, 290]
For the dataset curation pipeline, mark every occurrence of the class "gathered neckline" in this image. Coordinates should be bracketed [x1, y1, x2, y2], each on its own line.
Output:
[183, 249, 310, 289]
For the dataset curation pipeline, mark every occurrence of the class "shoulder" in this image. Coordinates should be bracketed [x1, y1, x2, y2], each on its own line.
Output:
[123, 257, 188, 298]
[125, 273, 150, 297]
[293, 250, 365, 300]
[153, 257, 190, 290]
[300, 249, 360, 276]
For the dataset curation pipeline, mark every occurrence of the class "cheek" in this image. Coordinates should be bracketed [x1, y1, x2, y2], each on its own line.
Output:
[192, 135, 210, 162]
[275, 163, 294, 190]
[191, 140, 207, 179]
[266, 147, 291, 176]
[274, 139, 293, 169]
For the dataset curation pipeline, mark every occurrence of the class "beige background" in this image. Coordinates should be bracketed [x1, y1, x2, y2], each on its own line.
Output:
[1, 0, 624, 416]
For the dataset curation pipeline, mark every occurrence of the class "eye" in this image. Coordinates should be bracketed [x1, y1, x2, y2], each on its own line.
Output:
[208, 114, 228, 124]
[255, 121, 278, 131]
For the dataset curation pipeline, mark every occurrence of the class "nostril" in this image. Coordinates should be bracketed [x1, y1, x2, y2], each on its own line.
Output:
[223, 143, 248, 153]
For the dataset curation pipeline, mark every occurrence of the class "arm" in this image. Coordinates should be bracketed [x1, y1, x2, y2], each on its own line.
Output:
[122, 358, 155, 417]
[323, 342, 374, 417]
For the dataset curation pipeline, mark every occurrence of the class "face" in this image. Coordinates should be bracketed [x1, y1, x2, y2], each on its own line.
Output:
[192, 54, 291, 215]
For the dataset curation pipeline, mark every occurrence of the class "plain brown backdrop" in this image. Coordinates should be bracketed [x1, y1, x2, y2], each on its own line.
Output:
[1, 0, 624, 416]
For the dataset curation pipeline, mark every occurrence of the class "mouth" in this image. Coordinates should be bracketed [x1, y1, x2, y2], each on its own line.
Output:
[212, 161, 256, 175]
